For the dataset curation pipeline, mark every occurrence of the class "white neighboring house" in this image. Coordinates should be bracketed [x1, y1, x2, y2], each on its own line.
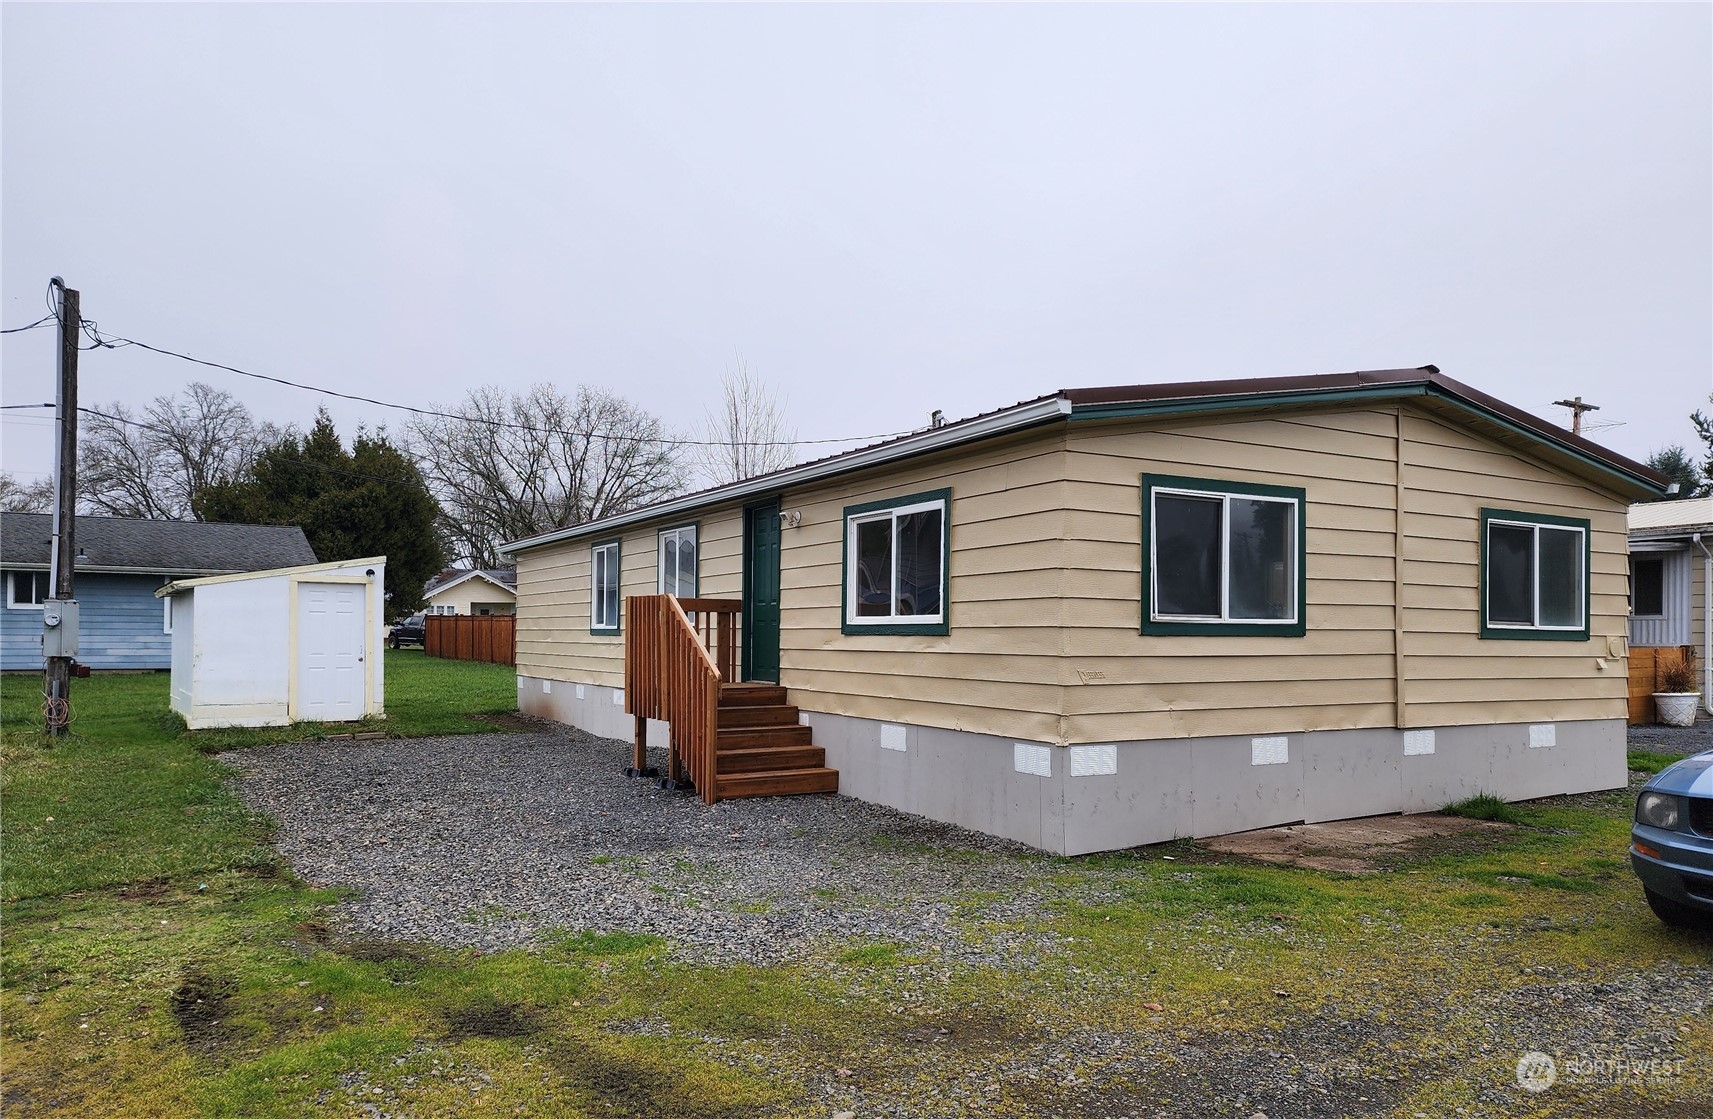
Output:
[157, 557, 387, 729]
[1627, 497, 1713, 714]
[421, 568, 517, 616]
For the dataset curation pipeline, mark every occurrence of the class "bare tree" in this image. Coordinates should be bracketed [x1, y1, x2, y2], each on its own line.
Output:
[80, 382, 276, 519]
[0, 471, 56, 513]
[408, 384, 684, 568]
[694, 359, 797, 487]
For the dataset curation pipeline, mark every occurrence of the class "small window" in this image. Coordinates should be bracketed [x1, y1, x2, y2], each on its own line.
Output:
[658, 525, 698, 598]
[1143, 475, 1306, 636]
[1480, 509, 1589, 640]
[163, 595, 173, 634]
[6, 571, 48, 609]
[841, 489, 950, 635]
[590, 540, 621, 634]
[1632, 556, 1665, 618]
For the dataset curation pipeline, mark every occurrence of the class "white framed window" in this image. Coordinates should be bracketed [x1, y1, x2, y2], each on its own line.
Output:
[658, 524, 698, 598]
[1481, 509, 1588, 639]
[6, 571, 48, 610]
[163, 595, 173, 634]
[590, 540, 621, 633]
[1143, 475, 1305, 635]
[841, 489, 950, 635]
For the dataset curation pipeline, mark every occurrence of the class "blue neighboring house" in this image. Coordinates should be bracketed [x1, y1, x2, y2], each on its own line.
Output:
[1, 513, 317, 671]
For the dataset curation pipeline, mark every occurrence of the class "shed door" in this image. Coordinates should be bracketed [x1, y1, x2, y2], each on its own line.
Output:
[296, 582, 366, 721]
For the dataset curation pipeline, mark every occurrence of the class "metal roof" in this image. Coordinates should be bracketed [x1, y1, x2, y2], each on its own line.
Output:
[506, 366, 1671, 553]
[1629, 497, 1713, 534]
[0, 512, 318, 575]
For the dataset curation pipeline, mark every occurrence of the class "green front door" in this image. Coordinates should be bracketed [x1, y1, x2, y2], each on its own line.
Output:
[743, 498, 782, 683]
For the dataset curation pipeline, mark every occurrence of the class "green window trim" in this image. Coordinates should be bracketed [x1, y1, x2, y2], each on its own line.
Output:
[1141, 474, 1308, 637]
[657, 522, 699, 598]
[840, 487, 952, 636]
[1478, 508, 1591, 641]
[589, 538, 622, 636]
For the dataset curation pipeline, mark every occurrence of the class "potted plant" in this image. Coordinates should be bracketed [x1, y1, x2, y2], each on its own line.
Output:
[1653, 653, 1701, 727]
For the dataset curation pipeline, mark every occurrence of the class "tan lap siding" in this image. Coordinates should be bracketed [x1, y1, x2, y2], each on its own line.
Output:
[1399, 411, 1629, 726]
[778, 432, 1067, 742]
[514, 508, 745, 688]
[1059, 407, 1402, 741]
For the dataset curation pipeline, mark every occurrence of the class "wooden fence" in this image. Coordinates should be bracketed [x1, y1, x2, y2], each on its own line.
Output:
[425, 614, 516, 666]
[1628, 645, 1693, 725]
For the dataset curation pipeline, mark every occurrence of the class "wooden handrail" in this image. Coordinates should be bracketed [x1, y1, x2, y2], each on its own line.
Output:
[623, 595, 742, 805]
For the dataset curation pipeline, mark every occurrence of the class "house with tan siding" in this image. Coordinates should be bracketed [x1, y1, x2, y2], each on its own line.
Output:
[506, 367, 1669, 855]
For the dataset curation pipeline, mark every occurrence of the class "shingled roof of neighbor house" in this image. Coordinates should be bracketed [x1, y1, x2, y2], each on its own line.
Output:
[0, 512, 317, 575]
[505, 365, 1673, 553]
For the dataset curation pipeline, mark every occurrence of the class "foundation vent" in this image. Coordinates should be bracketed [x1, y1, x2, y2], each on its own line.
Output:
[1528, 724, 1555, 749]
[1251, 737, 1289, 766]
[1014, 743, 1052, 777]
[1069, 744, 1117, 776]
[880, 724, 907, 752]
[1403, 729, 1435, 756]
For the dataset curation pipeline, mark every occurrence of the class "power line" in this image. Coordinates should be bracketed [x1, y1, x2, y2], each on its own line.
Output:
[1, 316, 56, 334]
[2, 403, 54, 410]
[79, 325, 912, 450]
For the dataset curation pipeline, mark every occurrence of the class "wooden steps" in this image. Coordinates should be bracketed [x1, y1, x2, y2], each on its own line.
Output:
[713, 683, 838, 799]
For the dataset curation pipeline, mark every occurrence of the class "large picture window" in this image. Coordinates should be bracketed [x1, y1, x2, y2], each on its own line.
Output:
[841, 489, 950, 635]
[1142, 475, 1306, 636]
[1481, 509, 1588, 639]
[590, 540, 621, 634]
[658, 524, 698, 598]
[6, 571, 48, 609]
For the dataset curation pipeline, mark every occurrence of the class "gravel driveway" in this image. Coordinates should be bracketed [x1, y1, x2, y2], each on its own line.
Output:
[224, 724, 1712, 1118]
[224, 725, 1049, 964]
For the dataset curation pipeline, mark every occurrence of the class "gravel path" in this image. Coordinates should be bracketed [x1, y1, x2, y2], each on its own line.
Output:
[223, 726, 1054, 964]
[1628, 715, 1713, 758]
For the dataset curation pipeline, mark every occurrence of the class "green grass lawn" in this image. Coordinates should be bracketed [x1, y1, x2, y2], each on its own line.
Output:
[3, 666, 1710, 1118]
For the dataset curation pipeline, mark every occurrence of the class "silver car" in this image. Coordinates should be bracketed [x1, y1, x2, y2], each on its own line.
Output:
[1631, 747, 1713, 928]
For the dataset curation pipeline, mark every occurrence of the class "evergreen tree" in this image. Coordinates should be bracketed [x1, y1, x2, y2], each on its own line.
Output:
[197, 410, 445, 613]
[1645, 446, 1703, 500]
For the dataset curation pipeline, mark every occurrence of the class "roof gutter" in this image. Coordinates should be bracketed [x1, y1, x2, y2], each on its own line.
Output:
[505, 395, 1074, 553]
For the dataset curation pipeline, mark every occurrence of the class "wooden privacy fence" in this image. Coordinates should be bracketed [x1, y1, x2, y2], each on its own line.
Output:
[624, 595, 742, 804]
[1628, 645, 1693, 725]
[424, 614, 516, 666]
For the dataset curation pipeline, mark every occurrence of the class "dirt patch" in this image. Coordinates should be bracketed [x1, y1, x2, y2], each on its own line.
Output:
[1203, 814, 1513, 873]
[446, 997, 541, 1041]
[544, 1035, 751, 1119]
[170, 968, 239, 1057]
[115, 879, 173, 903]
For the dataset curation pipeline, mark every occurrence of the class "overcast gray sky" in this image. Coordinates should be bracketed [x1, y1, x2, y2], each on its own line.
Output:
[3, 3, 1709, 488]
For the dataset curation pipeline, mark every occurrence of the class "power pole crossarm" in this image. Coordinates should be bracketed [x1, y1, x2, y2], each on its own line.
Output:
[1552, 396, 1599, 436]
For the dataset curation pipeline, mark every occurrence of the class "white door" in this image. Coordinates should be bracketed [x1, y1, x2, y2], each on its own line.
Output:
[296, 582, 366, 721]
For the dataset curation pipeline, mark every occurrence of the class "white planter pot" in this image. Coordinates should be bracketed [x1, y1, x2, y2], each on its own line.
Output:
[1653, 692, 1701, 727]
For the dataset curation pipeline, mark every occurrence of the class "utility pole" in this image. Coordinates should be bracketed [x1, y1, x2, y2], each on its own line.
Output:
[1552, 396, 1599, 436]
[45, 279, 79, 738]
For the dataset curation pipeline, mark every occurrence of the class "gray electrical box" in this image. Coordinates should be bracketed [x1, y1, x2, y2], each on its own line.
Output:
[42, 599, 79, 658]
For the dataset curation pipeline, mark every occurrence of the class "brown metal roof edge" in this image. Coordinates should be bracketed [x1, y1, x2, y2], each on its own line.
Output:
[1060, 365, 1668, 492]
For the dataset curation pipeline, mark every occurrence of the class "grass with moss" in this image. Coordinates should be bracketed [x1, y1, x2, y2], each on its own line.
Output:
[4, 664, 1710, 1117]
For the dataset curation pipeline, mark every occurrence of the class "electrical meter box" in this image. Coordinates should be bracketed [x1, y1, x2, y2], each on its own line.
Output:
[42, 599, 79, 658]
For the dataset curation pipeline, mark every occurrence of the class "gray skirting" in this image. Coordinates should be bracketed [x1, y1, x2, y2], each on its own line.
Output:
[518, 675, 1625, 856]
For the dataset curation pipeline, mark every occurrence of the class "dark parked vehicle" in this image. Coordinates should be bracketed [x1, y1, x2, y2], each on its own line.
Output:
[1631, 747, 1713, 928]
[389, 614, 426, 649]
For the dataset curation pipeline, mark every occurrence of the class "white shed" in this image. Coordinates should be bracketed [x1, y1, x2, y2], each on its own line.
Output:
[157, 556, 386, 729]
